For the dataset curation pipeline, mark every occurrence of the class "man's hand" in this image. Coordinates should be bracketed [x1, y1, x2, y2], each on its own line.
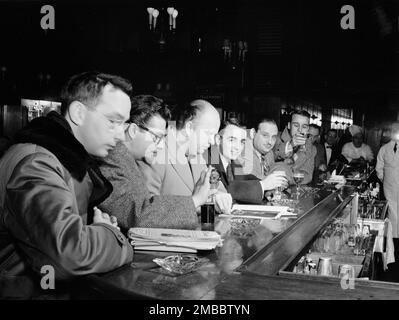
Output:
[93, 207, 120, 230]
[318, 163, 327, 171]
[292, 133, 307, 147]
[192, 167, 214, 208]
[260, 171, 288, 191]
[214, 192, 233, 215]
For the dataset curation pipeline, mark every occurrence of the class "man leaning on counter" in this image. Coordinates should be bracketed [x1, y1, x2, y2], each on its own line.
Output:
[138, 99, 233, 215]
[98, 95, 214, 230]
[0, 71, 134, 299]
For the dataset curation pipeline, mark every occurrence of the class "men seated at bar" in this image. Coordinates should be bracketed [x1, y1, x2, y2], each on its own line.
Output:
[341, 125, 374, 165]
[245, 118, 279, 179]
[138, 99, 233, 214]
[209, 118, 288, 204]
[274, 110, 316, 185]
[98, 95, 213, 230]
[0, 72, 134, 298]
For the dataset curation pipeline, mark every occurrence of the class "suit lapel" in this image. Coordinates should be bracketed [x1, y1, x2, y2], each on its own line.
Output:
[253, 149, 263, 178]
[166, 129, 195, 192]
[190, 155, 207, 185]
[215, 156, 228, 188]
[168, 149, 195, 192]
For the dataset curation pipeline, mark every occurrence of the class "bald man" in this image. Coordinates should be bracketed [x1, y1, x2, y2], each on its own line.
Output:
[138, 99, 233, 214]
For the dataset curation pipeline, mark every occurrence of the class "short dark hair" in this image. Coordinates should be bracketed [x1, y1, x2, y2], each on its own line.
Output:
[256, 118, 277, 131]
[176, 99, 208, 130]
[60, 71, 133, 115]
[290, 110, 310, 121]
[309, 124, 321, 132]
[129, 94, 171, 126]
[326, 128, 338, 136]
[219, 117, 246, 132]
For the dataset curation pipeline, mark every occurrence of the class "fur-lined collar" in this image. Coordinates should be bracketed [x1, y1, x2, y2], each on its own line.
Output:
[14, 111, 91, 181]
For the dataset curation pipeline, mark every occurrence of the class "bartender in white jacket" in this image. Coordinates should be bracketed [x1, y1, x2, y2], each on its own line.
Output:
[376, 122, 399, 239]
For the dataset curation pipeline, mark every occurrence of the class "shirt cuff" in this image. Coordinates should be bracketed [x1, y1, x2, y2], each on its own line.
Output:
[259, 180, 265, 193]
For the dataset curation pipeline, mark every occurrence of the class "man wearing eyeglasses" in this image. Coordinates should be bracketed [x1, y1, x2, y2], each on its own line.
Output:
[138, 99, 233, 215]
[98, 95, 212, 230]
[0, 71, 133, 298]
[274, 110, 316, 185]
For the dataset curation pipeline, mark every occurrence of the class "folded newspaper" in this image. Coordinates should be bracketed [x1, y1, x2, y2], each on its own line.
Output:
[128, 228, 223, 253]
[219, 204, 297, 219]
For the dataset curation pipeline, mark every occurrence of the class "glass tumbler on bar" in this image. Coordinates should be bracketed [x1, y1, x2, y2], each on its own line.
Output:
[201, 201, 215, 231]
[292, 171, 305, 199]
[201, 168, 220, 231]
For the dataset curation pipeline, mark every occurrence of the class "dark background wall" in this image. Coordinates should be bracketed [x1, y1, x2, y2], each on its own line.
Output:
[0, 0, 399, 131]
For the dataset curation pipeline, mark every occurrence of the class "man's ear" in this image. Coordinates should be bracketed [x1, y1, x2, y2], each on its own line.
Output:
[127, 123, 138, 139]
[215, 134, 221, 145]
[68, 101, 86, 126]
[249, 128, 256, 139]
[184, 121, 193, 137]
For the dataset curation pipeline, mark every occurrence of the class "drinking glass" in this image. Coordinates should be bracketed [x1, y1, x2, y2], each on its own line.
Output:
[292, 170, 305, 199]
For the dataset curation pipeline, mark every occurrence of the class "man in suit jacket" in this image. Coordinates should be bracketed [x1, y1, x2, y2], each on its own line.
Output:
[138, 99, 233, 214]
[209, 118, 288, 204]
[241, 118, 293, 183]
[99, 95, 213, 231]
[274, 110, 316, 185]
[323, 129, 341, 169]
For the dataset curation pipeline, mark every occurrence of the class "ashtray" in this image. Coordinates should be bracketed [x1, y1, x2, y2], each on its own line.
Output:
[153, 254, 209, 275]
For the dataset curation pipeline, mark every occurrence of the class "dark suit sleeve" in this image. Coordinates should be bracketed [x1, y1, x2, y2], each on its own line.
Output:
[227, 178, 264, 204]
[99, 151, 199, 230]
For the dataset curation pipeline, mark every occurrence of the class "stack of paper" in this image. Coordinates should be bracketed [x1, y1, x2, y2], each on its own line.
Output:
[128, 228, 223, 253]
[327, 170, 346, 184]
[219, 204, 297, 219]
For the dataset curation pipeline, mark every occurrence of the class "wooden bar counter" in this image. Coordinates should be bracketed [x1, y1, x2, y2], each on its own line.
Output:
[76, 185, 399, 300]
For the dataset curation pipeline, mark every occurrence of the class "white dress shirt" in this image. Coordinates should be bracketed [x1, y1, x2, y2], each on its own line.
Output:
[325, 142, 333, 164]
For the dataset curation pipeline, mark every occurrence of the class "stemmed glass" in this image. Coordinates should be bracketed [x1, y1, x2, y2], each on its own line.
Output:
[292, 169, 305, 199]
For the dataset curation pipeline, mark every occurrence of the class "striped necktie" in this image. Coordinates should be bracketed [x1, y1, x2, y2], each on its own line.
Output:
[261, 154, 270, 176]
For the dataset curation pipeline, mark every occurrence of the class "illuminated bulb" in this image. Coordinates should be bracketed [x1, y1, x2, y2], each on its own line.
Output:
[172, 10, 178, 29]
[167, 7, 174, 28]
[152, 9, 159, 29]
[147, 7, 154, 29]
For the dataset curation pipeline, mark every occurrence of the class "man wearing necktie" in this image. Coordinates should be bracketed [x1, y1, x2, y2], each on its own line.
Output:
[240, 118, 292, 183]
[209, 118, 288, 204]
[99, 95, 212, 230]
[324, 129, 337, 164]
[138, 99, 233, 214]
[377, 123, 399, 245]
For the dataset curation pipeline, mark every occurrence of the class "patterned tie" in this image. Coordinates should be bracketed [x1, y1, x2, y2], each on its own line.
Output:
[394, 143, 397, 154]
[226, 162, 235, 184]
[261, 154, 270, 177]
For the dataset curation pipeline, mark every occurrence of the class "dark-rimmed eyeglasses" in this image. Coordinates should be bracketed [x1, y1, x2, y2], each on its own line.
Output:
[138, 124, 167, 145]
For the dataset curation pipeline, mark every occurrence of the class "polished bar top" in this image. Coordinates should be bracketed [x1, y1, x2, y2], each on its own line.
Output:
[80, 188, 396, 300]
